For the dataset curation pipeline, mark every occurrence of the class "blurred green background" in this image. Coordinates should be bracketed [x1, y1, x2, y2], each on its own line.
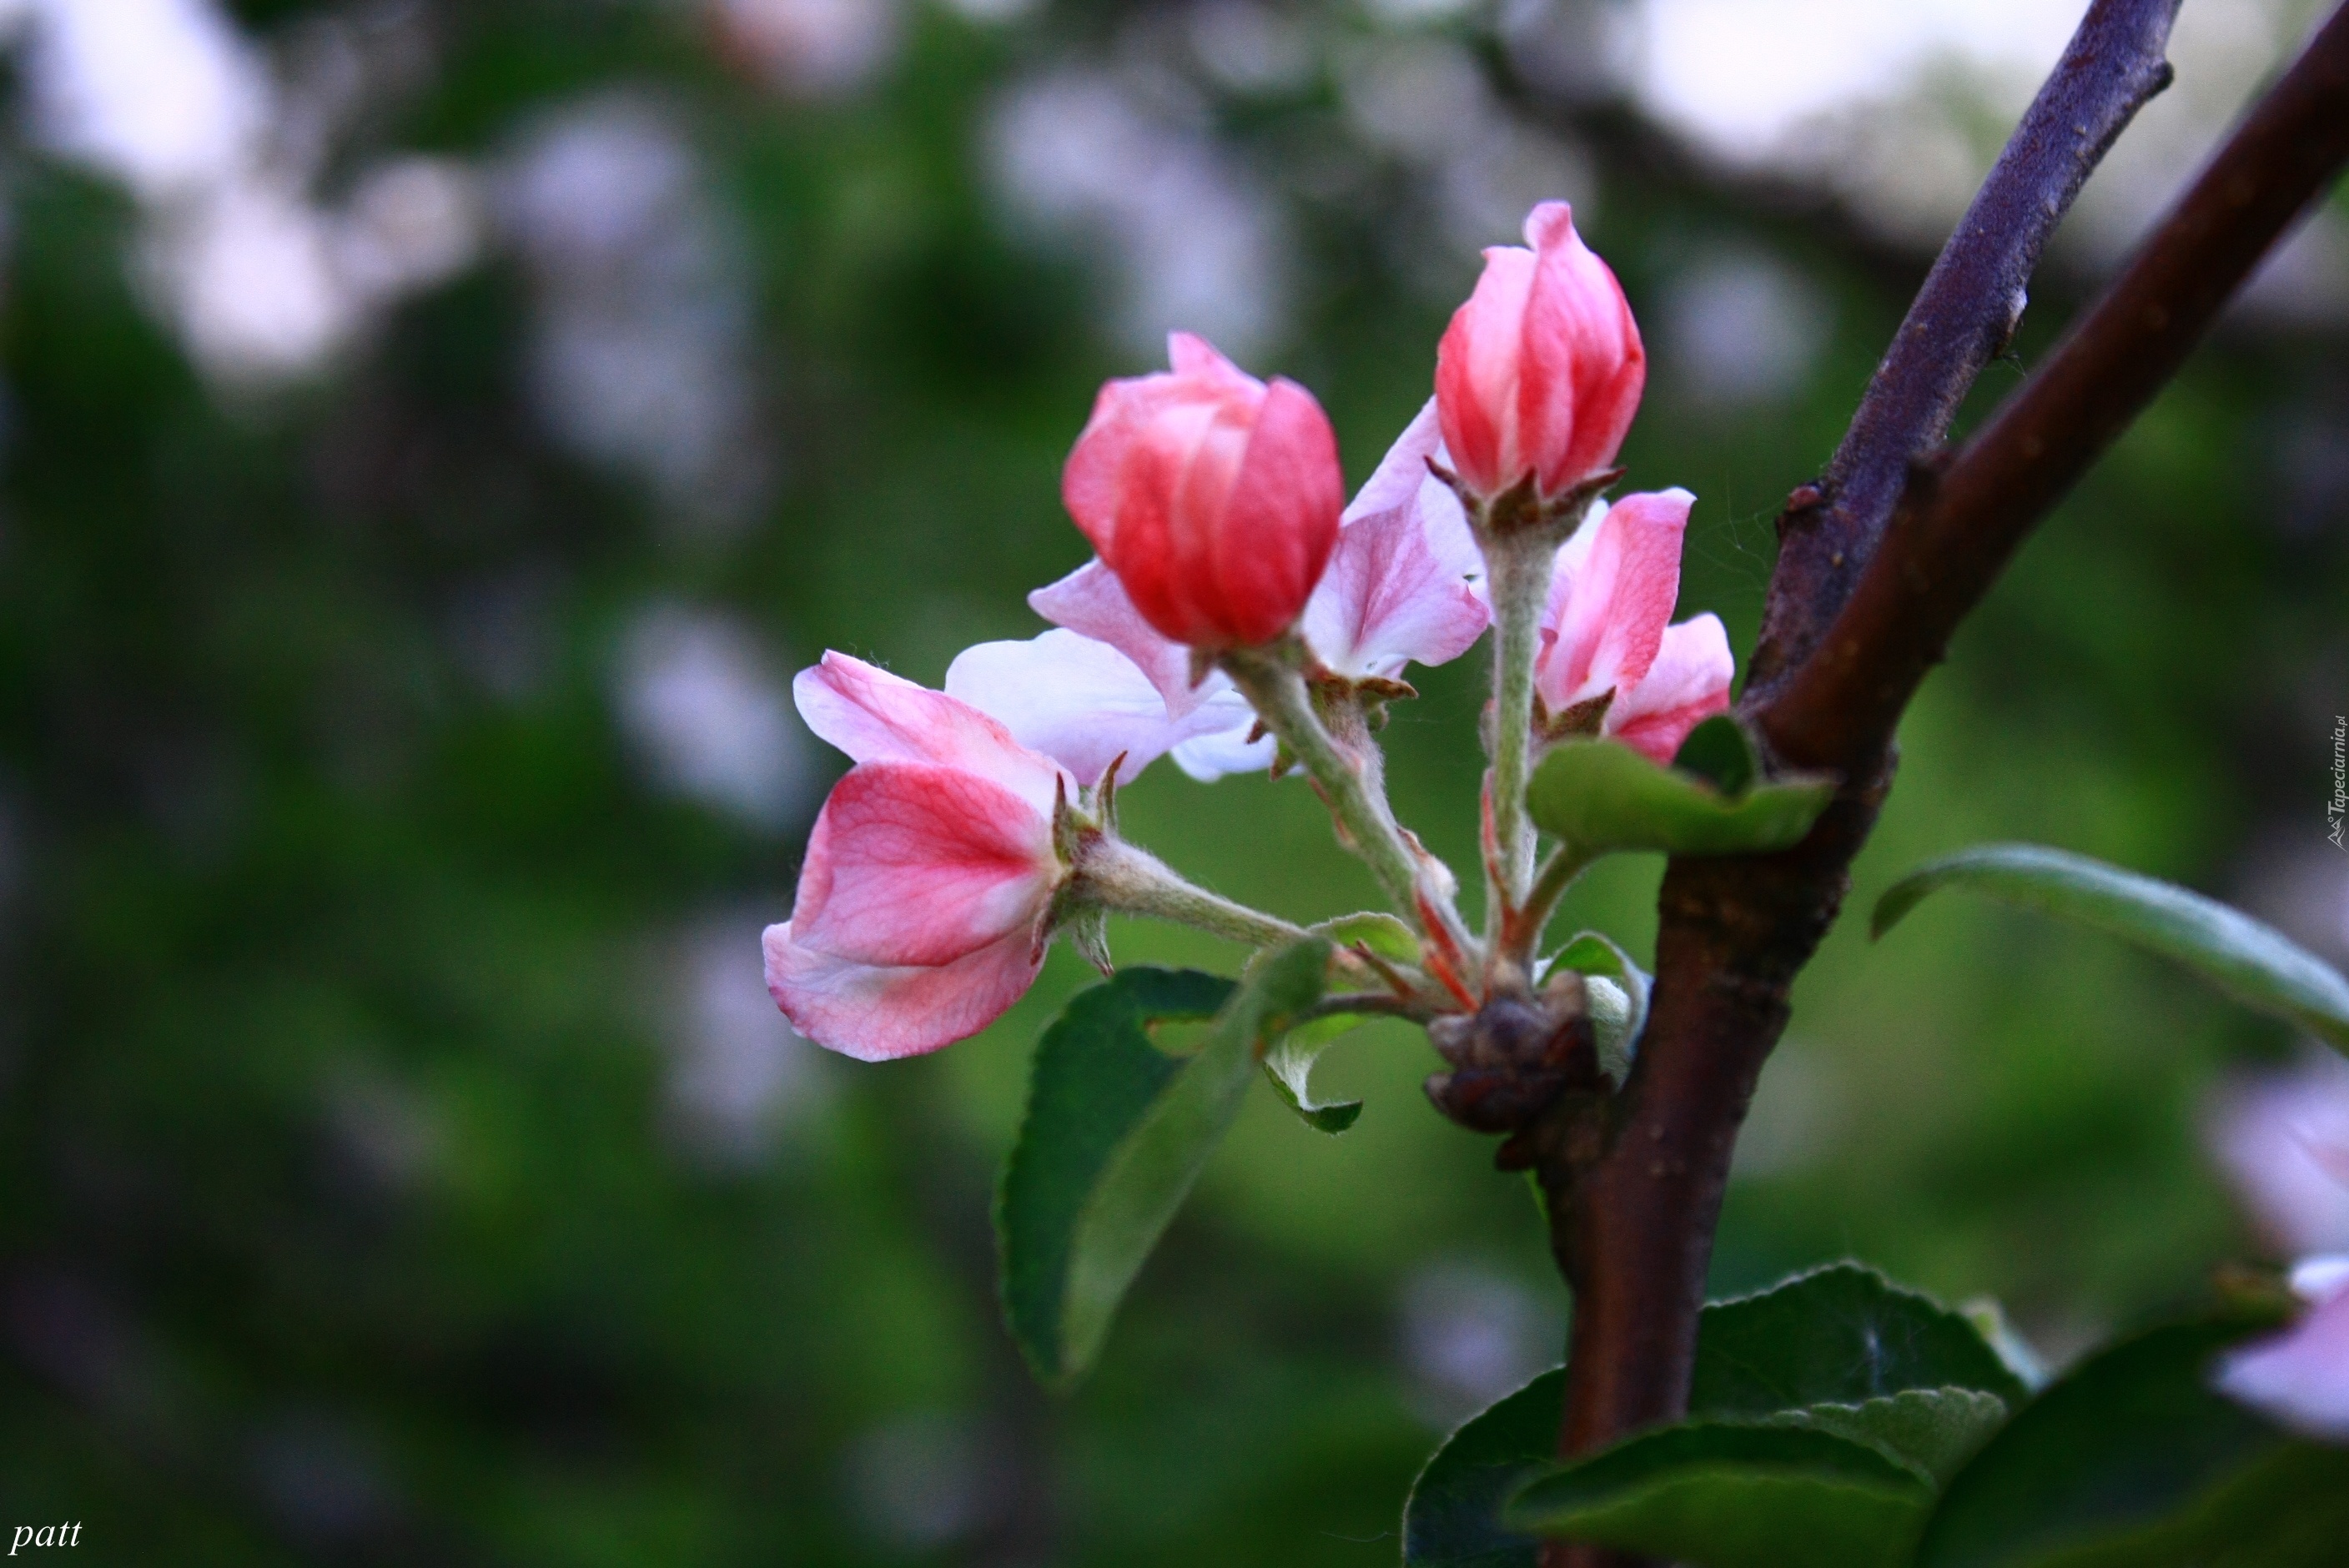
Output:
[2, 0, 2346, 1561]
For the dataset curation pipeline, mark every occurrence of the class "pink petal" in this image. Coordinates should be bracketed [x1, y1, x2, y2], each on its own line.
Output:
[793, 651, 1066, 817]
[1517, 203, 1645, 495]
[1436, 242, 1538, 497]
[1200, 376, 1344, 646]
[1167, 329, 1254, 389]
[2207, 1056, 2349, 1257]
[1604, 613, 1733, 764]
[1296, 399, 1489, 679]
[1169, 696, 1275, 781]
[1304, 508, 1487, 683]
[1344, 398, 1450, 525]
[945, 628, 1260, 786]
[1029, 559, 1210, 718]
[1537, 489, 1693, 713]
[2214, 1285, 2349, 1439]
[766, 920, 1045, 1062]
[791, 761, 1057, 969]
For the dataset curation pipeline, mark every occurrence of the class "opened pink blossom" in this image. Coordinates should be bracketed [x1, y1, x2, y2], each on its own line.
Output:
[766, 654, 1072, 1061]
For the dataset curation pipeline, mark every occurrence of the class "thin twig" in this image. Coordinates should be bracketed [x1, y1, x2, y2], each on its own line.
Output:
[1744, 0, 2184, 696]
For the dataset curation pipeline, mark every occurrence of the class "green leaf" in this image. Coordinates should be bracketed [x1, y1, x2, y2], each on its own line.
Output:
[996, 942, 1330, 1386]
[1778, 1387, 2012, 1487]
[1505, 1422, 1931, 1568]
[1402, 1368, 1566, 1568]
[1525, 738, 1834, 857]
[2031, 1440, 2349, 1568]
[1912, 1315, 2296, 1568]
[1873, 843, 2349, 1051]
[1311, 910, 1422, 965]
[1403, 1264, 2023, 1567]
[1693, 1264, 2033, 1415]
[1673, 712, 1759, 794]
[1548, 930, 1651, 1081]
[1261, 1026, 1362, 1133]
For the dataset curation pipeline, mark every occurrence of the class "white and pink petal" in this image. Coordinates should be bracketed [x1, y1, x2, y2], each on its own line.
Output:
[1604, 613, 1733, 764]
[793, 651, 1065, 817]
[790, 761, 1058, 969]
[765, 921, 1046, 1062]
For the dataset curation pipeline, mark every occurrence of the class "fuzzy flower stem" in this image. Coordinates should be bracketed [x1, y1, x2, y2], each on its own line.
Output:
[1484, 531, 1557, 915]
[1073, 835, 1318, 952]
[1508, 842, 1596, 967]
[1220, 645, 1476, 963]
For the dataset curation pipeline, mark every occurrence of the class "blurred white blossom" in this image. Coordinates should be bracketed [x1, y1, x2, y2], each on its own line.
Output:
[13, 0, 480, 385]
[1397, 1263, 1557, 1425]
[2207, 1053, 2349, 1258]
[613, 603, 812, 830]
[1662, 249, 1832, 407]
[663, 915, 828, 1163]
[500, 93, 772, 531]
[988, 66, 1293, 359]
[706, 0, 901, 97]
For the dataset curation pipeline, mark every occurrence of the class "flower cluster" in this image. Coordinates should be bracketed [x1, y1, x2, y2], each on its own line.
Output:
[765, 203, 1732, 1061]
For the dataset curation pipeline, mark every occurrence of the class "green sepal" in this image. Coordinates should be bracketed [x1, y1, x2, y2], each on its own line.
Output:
[1311, 910, 1423, 965]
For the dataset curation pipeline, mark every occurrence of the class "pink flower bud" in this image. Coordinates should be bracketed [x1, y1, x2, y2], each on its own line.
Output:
[1062, 333, 1344, 650]
[1436, 202, 1645, 503]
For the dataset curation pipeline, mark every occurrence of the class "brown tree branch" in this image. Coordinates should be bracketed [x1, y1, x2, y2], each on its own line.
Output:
[1768, 3, 2349, 772]
[1744, 0, 2183, 696]
[1532, 5, 2349, 1565]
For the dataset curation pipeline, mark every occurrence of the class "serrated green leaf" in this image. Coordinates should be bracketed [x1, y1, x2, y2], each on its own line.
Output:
[1778, 1387, 2011, 1487]
[1694, 1264, 2032, 1415]
[1525, 738, 1834, 857]
[1549, 931, 1651, 1080]
[1874, 843, 2349, 1051]
[1403, 1264, 2022, 1567]
[1311, 910, 1422, 965]
[1402, 1368, 1566, 1568]
[1505, 1422, 1931, 1568]
[1913, 1315, 2296, 1568]
[996, 942, 1329, 1387]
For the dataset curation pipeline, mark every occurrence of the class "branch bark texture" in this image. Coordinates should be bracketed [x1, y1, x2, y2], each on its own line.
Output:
[1537, 4, 2349, 1564]
[1744, 0, 2184, 695]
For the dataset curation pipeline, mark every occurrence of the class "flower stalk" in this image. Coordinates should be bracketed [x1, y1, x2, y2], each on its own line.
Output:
[1220, 641, 1477, 966]
[1482, 527, 1558, 913]
[1068, 833, 1315, 952]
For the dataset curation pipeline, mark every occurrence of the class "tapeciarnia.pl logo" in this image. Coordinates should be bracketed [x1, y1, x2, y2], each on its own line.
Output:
[2331, 714, 2346, 851]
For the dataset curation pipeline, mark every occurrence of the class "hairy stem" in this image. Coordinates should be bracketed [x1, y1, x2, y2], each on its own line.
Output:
[1484, 534, 1557, 917]
[1074, 836, 1319, 952]
[1506, 844, 1595, 967]
[1220, 646, 1476, 959]
[1484, 535, 1559, 906]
